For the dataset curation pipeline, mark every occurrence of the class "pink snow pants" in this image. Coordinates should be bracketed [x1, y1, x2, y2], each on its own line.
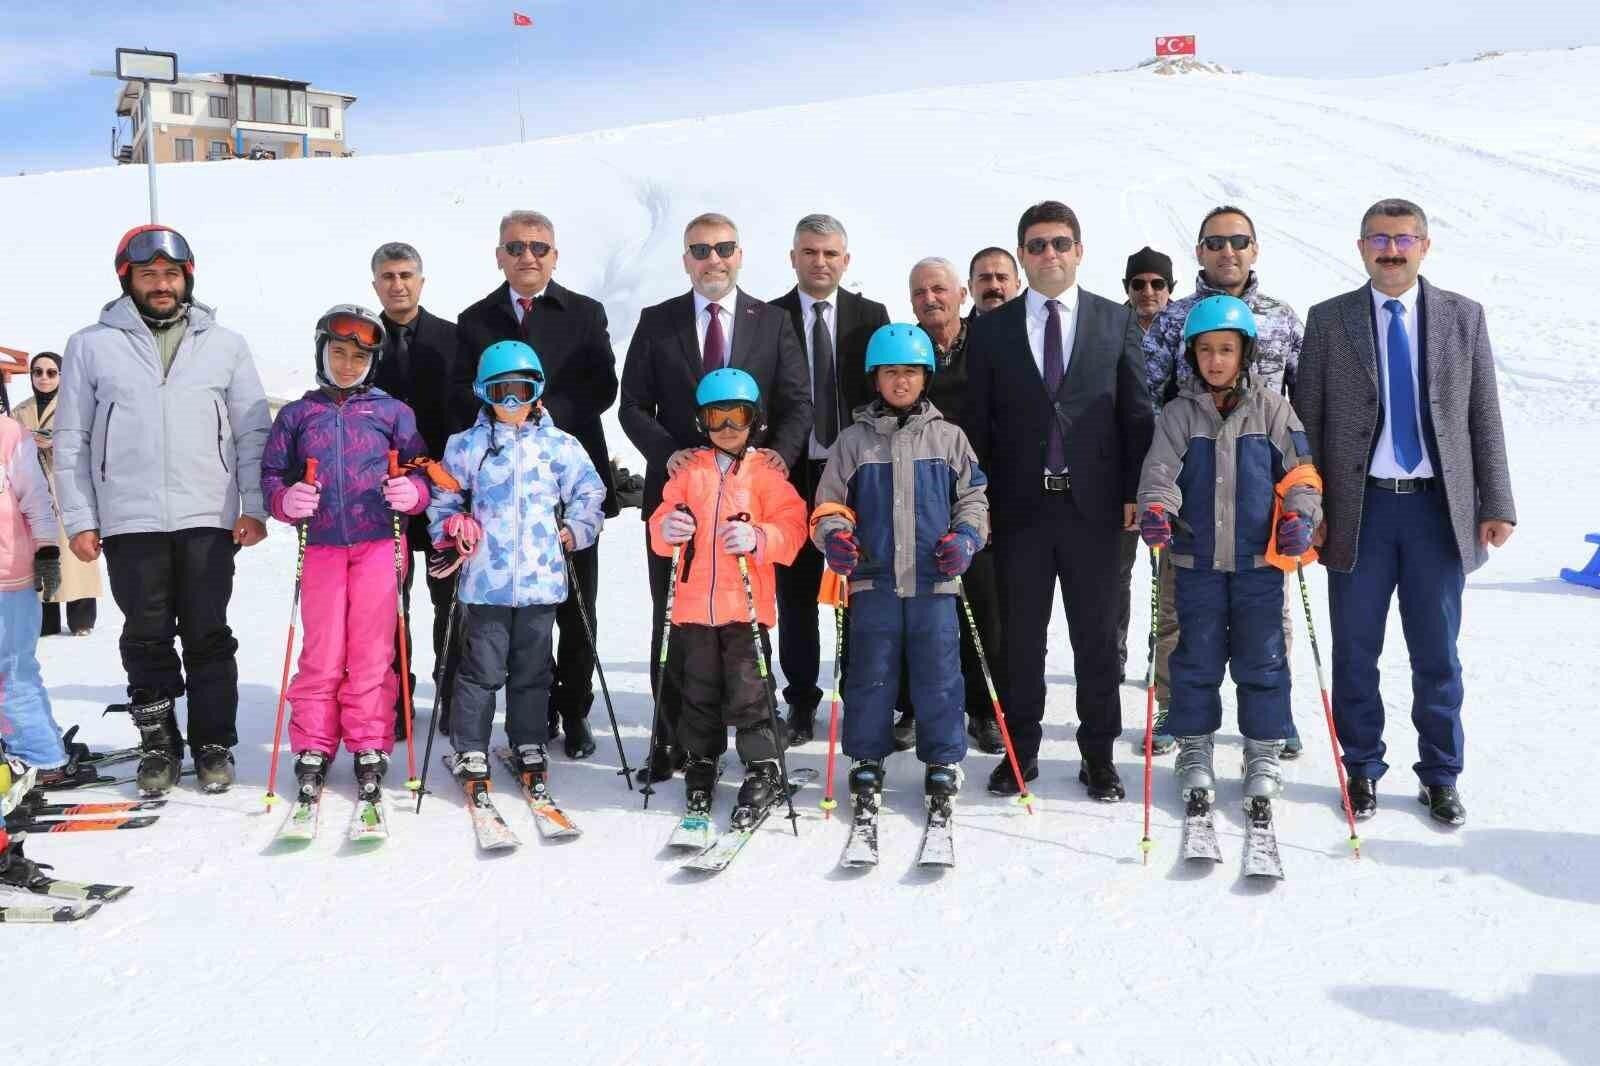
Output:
[287, 540, 403, 756]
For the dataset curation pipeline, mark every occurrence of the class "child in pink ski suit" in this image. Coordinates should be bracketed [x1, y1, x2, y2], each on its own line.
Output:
[260, 305, 429, 788]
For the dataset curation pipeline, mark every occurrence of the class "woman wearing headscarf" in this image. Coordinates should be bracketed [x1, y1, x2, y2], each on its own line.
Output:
[13, 352, 100, 635]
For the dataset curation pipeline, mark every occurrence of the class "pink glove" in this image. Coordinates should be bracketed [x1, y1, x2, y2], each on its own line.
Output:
[718, 520, 760, 556]
[382, 475, 421, 513]
[280, 481, 320, 521]
[661, 509, 696, 545]
[443, 514, 483, 555]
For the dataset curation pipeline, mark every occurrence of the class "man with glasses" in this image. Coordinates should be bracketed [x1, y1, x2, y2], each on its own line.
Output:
[769, 214, 888, 745]
[1141, 207, 1307, 757]
[968, 247, 1021, 316]
[452, 211, 620, 759]
[1295, 198, 1514, 827]
[620, 212, 811, 781]
[966, 201, 1154, 800]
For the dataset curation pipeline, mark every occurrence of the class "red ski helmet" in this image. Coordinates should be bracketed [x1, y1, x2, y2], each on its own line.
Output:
[114, 225, 195, 298]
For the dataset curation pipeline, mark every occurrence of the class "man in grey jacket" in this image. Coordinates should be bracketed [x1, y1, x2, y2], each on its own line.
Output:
[1294, 198, 1515, 827]
[55, 225, 272, 796]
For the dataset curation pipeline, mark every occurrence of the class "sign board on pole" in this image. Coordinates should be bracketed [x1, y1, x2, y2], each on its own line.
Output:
[115, 48, 178, 84]
[1154, 35, 1197, 57]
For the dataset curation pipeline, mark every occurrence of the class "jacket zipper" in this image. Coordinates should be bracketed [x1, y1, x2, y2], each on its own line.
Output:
[334, 402, 348, 544]
[100, 402, 116, 481]
[708, 464, 727, 624]
[511, 425, 524, 599]
[214, 399, 229, 472]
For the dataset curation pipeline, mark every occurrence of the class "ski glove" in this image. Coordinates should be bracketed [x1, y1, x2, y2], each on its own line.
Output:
[443, 514, 482, 555]
[280, 480, 320, 521]
[718, 520, 761, 557]
[427, 543, 464, 579]
[1138, 505, 1172, 548]
[33, 547, 60, 601]
[382, 475, 421, 513]
[933, 528, 979, 577]
[1275, 511, 1312, 558]
[823, 528, 860, 576]
[661, 508, 696, 545]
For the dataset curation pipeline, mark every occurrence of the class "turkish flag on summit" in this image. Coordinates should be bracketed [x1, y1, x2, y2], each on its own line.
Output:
[1155, 35, 1196, 56]
[512, 11, 533, 27]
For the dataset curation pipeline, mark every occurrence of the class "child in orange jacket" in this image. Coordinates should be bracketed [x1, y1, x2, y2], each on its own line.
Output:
[648, 369, 807, 824]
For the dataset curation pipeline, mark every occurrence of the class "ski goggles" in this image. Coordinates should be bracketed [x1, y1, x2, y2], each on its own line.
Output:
[476, 375, 545, 409]
[698, 403, 756, 431]
[117, 228, 193, 272]
[323, 312, 384, 349]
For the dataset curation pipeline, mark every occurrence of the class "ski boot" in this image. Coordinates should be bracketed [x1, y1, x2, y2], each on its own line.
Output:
[126, 696, 183, 796]
[848, 758, 885, 814]
[1174, 734, 1216, 802]
[194, 745, 236, 794]
[924, 763, 963, 817]
[0, 758, 36, 819]
[683, 755, 718, 818]
[511, 744, 550, 798]
[353, 750, 389, 803]
[449, 750, 491, 785]
[293, 751, 330, 800]
[1241, 738, 1284, 799]
[731, 760, 783, 829]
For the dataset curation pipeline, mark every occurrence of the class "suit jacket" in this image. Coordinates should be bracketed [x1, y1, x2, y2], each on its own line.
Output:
[1293, 277, 1514, 575]
[374, 305, 458, 549]
[454, 280, 620, 517]
[619, 288, 812, 515]
[770, 285, 889, 504]
[966, 288, 1154, 532]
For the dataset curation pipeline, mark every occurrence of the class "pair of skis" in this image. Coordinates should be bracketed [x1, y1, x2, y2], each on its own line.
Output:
[1179, 789, 1285, 879]
[671, 769, 816, 873]
[0, 857, 133, 923]
[6, 795, 164, 835]
[272, 783, 391, 848]
[448, 749, 583, 852]
[839, 793, 954, 869]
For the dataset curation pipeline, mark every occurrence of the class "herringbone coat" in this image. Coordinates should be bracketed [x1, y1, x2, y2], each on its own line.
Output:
[1293, 277, 1515, 574]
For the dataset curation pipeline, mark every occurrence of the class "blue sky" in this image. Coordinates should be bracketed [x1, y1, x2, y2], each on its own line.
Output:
[4, 1, 1595, 175]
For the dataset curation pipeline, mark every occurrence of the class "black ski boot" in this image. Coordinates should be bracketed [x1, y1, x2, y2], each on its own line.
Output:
[194, 745, 236, 794]
[731, 760, 783, 828]
[925, 763, 964, 802]
[849, 758, 885, 812]
[683, 755, 718, 817]
[126, 696, 182, 796]
[353, 750, 388, 802]
[293, 751, 330, 799]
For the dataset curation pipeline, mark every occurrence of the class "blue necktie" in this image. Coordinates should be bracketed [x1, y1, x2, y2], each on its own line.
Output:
[1384, 299, 1423, 473]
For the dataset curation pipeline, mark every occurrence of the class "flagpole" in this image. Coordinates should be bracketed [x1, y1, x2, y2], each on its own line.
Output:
[513, 26, 526, 143]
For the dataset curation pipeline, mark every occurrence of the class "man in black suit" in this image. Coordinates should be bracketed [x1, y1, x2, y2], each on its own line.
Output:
[452, 210, 620, 759]
[369, 242, 460, 737]
[966, 201, 1154, 800]
[620, 211, 812, 780]
[769, 213, 888, 745]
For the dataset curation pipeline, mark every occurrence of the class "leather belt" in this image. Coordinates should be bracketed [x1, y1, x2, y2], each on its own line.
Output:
[1368, 476, 1435, 494]
[1042, 474, 1071, 493]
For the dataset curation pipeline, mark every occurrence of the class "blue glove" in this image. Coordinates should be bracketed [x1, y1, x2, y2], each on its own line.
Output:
[934, 528, 979, 577]
[1275, 511, 1311, 557]
[1139, 506, 1172, 548]
[824, 528, 859, 576]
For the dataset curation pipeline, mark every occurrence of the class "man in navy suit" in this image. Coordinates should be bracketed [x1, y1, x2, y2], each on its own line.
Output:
[966, 201, 1154, 800]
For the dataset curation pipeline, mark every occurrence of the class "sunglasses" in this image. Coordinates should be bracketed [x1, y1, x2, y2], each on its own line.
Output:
[31, 367, 59, 378]
[687, 241, 738, 261]
[1362, 233, 1426, 252]
[324, 312, 383, 349]
[1126, 278, 1169, 293]
[501, 240, 553, 259]
[1200, 234, 1253, 252]
[1023, 236, 1077, 256]
[699, 403, 756, 431]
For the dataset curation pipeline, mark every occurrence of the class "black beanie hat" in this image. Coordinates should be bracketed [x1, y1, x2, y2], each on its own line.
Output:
[1124, 246, 1174, 285]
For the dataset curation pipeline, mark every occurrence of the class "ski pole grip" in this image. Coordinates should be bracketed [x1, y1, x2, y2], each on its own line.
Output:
[387, 449, 401, 478]
[303, 457, 319, 485]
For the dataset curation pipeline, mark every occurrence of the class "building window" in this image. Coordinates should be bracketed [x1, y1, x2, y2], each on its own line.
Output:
[208, 95, 229, 119]
[208, 140, 229, 160]
[311, 105, 330, 128]
[314, 150, 332, 158]
[174, 139, 195, 162]
[170, 90, 192, 115]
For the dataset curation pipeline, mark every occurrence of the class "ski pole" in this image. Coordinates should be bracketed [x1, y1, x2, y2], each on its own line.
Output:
[264, 457, 317, 808]
[1140, 545, 1162, 863]
[558, 529, 634, 790]
[413, 581, 461, 815]
[732, 523, 800, 836]
[956, 578, 1034, 813]
[388, 451, 419, 791]
[1295, 560, 1361, 857]
[641, 506, 689, 808]
[819, 583, 847, 818]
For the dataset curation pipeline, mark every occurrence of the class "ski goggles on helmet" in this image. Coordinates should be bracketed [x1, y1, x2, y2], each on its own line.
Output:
[116, 228, 193, 274]
[322, 311, 384, 350]
[698, 402, 757, 432]
[477, 374, 545, 409]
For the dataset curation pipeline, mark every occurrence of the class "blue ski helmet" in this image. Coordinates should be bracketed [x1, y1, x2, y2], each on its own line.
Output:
[473, 340, 545, 406]
[1182, 295, 1258, 343]
[695, 367, 761, 409]
[863, 323, 936, 373]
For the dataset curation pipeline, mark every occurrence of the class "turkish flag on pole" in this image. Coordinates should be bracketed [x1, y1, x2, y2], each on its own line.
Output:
[512, 11, 533, 26]
[1154, 35, 1196, 56]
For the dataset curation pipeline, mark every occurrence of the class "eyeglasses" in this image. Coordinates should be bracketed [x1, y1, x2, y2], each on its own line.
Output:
[323, 312, 383, 349]
[1362, 233, 1426, 252]
[31, 367, 59, 379]
[699, 403, 756, 431]
[479, 375, 545, 409]
[687, 241, 739, 261]
[1200, 234, 1253, 252]
[1126, 278, 1169, 293]
[501, 240, 552, 259]
[1023, 236, 1077, 256]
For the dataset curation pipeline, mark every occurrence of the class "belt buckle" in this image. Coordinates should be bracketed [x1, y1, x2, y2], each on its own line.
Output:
[1043, 474, 1069, 493]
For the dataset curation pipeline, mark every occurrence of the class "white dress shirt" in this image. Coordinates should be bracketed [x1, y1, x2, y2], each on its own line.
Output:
[693, 290, 738, 365]
[1025, 286, 1078, 474]
[1367, 283, 1434, 478]
[508, 285, 547, 324]
[799, 289, 837, 460]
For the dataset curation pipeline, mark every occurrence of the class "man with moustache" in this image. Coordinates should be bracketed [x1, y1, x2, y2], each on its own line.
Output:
[620, 212, 811, 780]
[452, 211, 620, 759]
[968, 247, 1021, 316]
[769, 214, 888, 745]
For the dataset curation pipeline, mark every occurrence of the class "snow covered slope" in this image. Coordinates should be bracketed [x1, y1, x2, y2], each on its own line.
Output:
[7, 49, 1599, 1066]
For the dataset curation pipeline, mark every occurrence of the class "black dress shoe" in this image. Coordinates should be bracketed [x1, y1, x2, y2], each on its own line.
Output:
[562, 716, 596, 759]
[547, 709, 562, 741]
[1347, 776, 1378, 820]
[966, 715, 1005, 756]
[1418, 784, 1466, 826]
[785, 704, 818, 747]
[892, 711, 916, 752]
[1079, 758, 1125, 802]
[635, 745, 679, 784]
[987, 759, 1038, 796]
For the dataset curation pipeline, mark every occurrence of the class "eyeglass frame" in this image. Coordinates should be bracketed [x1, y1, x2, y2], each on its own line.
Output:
[1125, 277, 1169, 293]
[687, 241, 739, 261]
[1022, 235, 1078, 256]
[1361, 233, 1427, 252]
[1199, 234, 1254, 252]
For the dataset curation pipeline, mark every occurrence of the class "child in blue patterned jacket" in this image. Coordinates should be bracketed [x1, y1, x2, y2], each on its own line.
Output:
[427, 341, 605, 789]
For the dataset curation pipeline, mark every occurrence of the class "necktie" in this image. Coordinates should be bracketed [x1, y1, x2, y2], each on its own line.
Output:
[1043, 298, 1067, 473]
[812, 301, 838, 447]
[517, 296, 535, 340]
[1384, 299, 1423, 472]
[703, 303, 725, 375]
[390, 323, 411, 385]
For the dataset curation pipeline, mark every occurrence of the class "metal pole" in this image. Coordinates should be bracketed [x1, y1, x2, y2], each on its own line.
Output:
[142, 80, 159, 222]
[513, 36, 526, 143]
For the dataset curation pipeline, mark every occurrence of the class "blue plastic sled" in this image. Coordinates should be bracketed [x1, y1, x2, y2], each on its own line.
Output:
[1559, 533, 1600, 590]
